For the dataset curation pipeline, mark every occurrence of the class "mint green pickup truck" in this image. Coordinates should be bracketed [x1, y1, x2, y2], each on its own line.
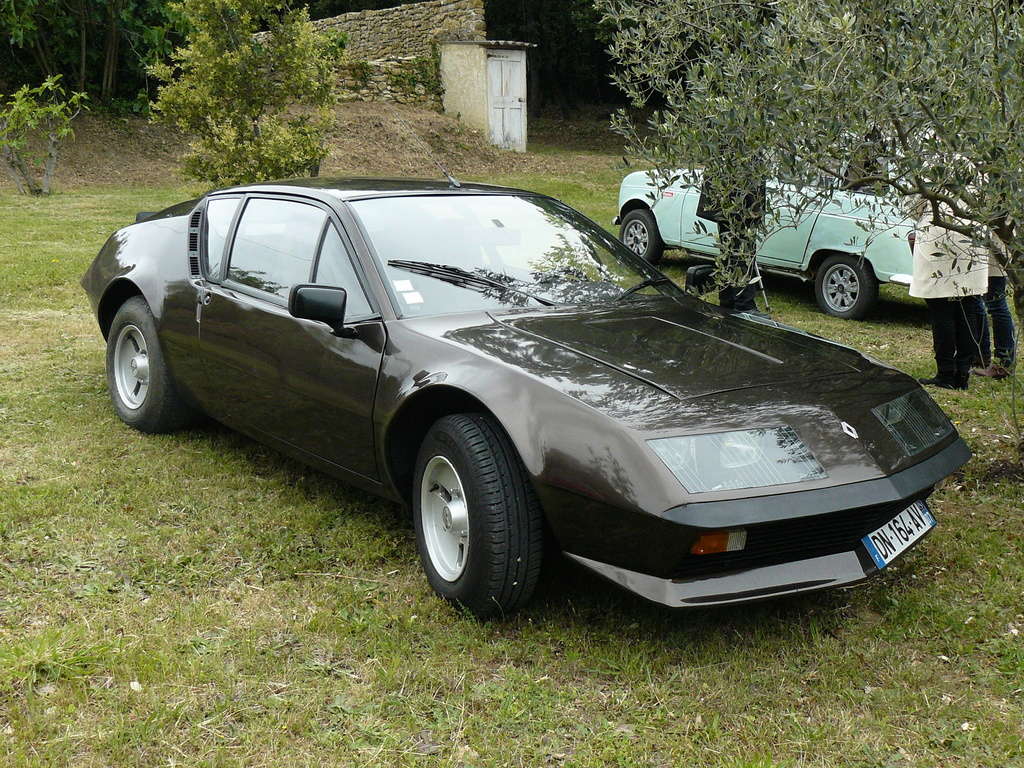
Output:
[615, 171, 915, 319]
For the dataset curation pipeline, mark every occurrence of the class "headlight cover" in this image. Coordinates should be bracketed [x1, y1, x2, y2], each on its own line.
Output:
[873, 389, 953, 456]
[648, 426, 827, 494]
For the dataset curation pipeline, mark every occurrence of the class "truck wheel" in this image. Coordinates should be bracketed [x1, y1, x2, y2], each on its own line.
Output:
[620, 209, 664, 265]
[814, 253, 879, 320]
[413, 413, 544, 619]
[105, 297, 198, 433]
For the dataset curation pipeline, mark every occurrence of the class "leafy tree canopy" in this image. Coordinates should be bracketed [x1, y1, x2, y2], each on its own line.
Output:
[0, 0, 185, 108]
[601, 0, 1024, 325]
[149, 0, 339, 186]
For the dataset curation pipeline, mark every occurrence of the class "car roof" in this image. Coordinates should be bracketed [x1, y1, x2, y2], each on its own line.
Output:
[215, 177, 535, 201]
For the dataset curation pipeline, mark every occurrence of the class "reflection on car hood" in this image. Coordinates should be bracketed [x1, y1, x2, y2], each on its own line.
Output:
[494, 297, 866, 401]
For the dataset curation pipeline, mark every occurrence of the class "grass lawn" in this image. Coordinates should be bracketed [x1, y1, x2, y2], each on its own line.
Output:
[1, 161, 1022, 767]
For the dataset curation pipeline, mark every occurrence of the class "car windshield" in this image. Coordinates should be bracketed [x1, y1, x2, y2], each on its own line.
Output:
[351, 194, 683, 317]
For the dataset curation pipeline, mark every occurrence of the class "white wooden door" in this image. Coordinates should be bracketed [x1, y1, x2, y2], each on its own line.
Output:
[487, 50, 527, 152]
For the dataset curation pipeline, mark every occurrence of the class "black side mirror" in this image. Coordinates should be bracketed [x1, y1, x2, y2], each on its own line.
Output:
[288, 284, 350, 336]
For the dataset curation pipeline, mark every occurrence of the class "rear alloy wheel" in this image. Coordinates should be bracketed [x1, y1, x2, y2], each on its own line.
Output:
[413, 413, 544, 619]
[620, 208, 664, 265]
[105, 296, 197, 433]
[814, 253, 879, 320]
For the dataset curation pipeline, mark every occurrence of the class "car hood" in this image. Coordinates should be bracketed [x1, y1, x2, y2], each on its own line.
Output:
[493, 297, 867, 401]
[404, 295, 944, 490]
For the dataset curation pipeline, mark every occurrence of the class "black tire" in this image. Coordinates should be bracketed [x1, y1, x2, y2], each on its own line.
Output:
[814, 253, 879, 320]
[105, 296, 197, 433]
[620, 208, 664, 265]
[413, 413, 544, 619]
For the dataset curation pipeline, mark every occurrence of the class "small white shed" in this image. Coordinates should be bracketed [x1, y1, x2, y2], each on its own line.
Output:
[439, 40, 535, 153]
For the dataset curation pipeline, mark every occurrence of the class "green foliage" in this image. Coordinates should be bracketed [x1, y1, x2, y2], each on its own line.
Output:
[385, 47, 442, 99]
[0, 75, 87, 195]
[0, 0, 187, 105]
[318, 27, 348, 59]
[342, 59, 373, 88]
[602, 0, 1024, 317]
[150, 0, 340, 186]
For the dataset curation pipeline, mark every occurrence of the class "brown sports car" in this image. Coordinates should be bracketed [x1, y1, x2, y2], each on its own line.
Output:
[81, 179, 970, 618]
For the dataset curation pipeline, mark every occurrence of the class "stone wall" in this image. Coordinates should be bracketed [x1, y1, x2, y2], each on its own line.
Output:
[314, 0, 486, 61]
[336, 55, 443, 106]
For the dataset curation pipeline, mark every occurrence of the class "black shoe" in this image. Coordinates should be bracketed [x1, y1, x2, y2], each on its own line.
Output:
[918, 375, 966, 390]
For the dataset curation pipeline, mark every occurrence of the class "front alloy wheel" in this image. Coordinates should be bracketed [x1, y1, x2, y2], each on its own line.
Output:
[814, 253, 879, 320]
[413, 413, 544, 619]
[112, 324, 150, 409]
[619, 208, 664, 265]
[420, 455, 470, 581]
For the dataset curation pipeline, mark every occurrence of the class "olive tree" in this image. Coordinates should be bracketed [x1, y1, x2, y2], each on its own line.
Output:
[150, 0, 341, 186]
[601, 0, 1024, 327]
[0, 76, 86, 195]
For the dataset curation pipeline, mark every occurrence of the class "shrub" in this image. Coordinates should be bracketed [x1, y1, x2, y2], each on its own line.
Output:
[150, 0, 341, 186]
[0, 76, 86, 196]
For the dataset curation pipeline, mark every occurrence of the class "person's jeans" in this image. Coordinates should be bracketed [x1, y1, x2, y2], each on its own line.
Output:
[978, 276, 1017, 366]
[925, 296, 985, 378]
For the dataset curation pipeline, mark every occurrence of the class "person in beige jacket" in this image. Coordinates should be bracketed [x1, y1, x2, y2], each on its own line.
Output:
[909, 200, 987, 390]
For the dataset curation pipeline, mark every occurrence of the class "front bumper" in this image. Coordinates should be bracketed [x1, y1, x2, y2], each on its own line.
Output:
[568, 547, 884, 607]
[564, 437, 969, 608]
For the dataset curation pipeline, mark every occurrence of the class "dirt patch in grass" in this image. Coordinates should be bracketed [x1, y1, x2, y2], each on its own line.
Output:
[324, 102, 626, 181]
[0, 113, 185, 192]
[322, 101, 517, 178]
[977, 457, 1024, 483]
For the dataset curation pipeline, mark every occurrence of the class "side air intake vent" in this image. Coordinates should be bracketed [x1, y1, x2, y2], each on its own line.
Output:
[187, 206, 203, 277]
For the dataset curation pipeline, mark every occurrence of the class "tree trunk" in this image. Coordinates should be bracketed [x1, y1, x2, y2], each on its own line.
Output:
[101, 1, 121, 100]
[1, 143, 41, 195]
[78, 1, 89, 93]
[32, 35, 54, 77]
[42, 130, 60, 195]
[1, 149, 29, 195]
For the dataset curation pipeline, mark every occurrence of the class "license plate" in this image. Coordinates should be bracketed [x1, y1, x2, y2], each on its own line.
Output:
[862, 500, 936, 569]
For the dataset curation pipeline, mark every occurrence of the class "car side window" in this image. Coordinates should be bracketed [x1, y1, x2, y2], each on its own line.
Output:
[227, 198, 327, 300]
[205, 197, 240, 279]
[314, 224, 373, 318]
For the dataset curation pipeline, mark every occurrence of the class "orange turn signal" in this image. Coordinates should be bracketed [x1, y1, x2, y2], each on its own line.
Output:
[690, 529, 747, 555]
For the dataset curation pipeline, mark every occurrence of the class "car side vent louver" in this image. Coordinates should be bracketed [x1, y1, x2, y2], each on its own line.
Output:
[187, 207, 203, 277]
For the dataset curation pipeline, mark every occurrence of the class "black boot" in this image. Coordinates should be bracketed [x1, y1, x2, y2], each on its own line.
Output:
[918, 373, 967, 391]
[718, 283, 758, 313]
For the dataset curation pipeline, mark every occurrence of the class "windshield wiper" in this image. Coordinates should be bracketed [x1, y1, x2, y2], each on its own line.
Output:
[388, 260, 556, 306]
[616, 275, 674, 301]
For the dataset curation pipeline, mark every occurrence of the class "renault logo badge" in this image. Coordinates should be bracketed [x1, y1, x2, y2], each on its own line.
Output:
[841, 421, 859, 439]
